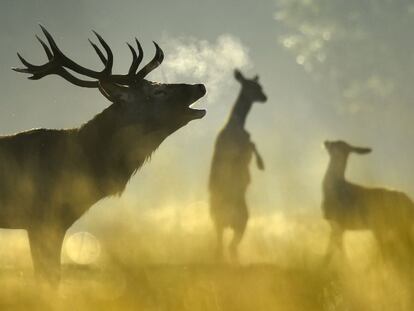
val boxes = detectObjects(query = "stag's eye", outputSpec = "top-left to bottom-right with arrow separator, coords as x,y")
153,90 -> 167,97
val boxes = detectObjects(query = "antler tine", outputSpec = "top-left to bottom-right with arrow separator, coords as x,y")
15,52 -> 99,87
38,24 -> 60,55
127,38 -> 144,76
27,69 -> 99,88
135,41 -> 164,80
12,34 -> 55,74
13,27 -> 101,88
135,38 -> 144,69
12,52 -> 56,76
88,39 -> 107,65
14,51 -> 98,87
39,25 -> 111,79
35,35 -> 53,60
92,30 -> 113,74
12,53 -> 37,73
127,43 -> 138,75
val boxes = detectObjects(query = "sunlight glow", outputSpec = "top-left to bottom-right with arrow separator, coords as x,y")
65,232 -> 101,265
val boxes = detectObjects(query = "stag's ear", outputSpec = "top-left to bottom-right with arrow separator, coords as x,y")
99,81 -> 128,103
253,75 -> 259,82
351,146 -> 372,154
234,69 -> 245,82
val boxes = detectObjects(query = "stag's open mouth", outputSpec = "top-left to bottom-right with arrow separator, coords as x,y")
187,106 -> 207,119
186,84 -> 207,119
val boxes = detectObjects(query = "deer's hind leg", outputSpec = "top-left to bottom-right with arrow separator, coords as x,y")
210,198 -> 225,262
324,221 -> 344,264
214,222 -> 224,261
28,226 -> 65,287
229,201 -> 248,263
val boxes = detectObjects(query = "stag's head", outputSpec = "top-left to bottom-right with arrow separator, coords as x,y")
234,69 -> 267,103
13,26 -> 206,138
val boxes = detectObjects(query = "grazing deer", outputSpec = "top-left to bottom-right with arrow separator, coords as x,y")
209,69 -> 266,261
4,26 -> 206,284
322,140 -> 414,260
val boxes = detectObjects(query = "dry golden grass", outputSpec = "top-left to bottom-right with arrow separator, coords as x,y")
0,258 -> 412,311
0,206 -> 413,310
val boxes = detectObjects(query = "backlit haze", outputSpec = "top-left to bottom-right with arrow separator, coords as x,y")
0,0 -> 413,269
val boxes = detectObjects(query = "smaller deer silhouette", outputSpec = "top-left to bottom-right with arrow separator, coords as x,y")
322,140 -> 414,260
209,69 -> 266,262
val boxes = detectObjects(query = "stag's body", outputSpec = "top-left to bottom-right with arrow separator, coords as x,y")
209,70 -> 266,261
0,112 -> 159,229
322,140 -> 414,259
5,26 -> 206,284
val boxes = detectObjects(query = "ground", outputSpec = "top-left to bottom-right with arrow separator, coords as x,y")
0,259 -> 413,311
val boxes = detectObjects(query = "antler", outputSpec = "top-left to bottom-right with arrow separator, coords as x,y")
110,40 -> 164,83
136,42 -> 164,80
12,25 -> 164,87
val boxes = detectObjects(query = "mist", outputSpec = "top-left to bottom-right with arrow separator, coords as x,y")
1,0 -> 414,310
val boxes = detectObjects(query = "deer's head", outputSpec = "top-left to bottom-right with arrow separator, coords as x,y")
13,26 -> 206,138
234,69 -> 267,103
324,140 -> 372,160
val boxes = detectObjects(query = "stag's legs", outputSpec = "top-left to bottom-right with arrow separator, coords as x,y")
28,227 -> 65,286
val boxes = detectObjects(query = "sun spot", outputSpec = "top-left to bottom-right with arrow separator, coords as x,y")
65,231 -> 101,265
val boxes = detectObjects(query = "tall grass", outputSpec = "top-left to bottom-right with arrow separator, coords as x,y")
0,205 -> 412,310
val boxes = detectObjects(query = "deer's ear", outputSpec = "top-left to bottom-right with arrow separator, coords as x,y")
352,146 -> 372,154
253,75 -> 259,82
234,69 -> 245,82
98,81 -> 128,103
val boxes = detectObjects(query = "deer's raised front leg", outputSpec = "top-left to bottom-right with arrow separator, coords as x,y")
251,143 -> 265,171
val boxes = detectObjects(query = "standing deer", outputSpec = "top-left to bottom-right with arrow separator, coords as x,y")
322,140 -> 414,260
3,26 -> 206,284
209,69 -> 266,261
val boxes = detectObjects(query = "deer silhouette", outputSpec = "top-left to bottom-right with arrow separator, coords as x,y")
209,69 -> 266,262
3,26 -> 206,284
322,140 -> 414,260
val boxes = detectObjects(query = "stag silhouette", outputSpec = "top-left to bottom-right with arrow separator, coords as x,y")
322,140 -> 414,261
209,69 -> 266,262
2,26 -> 206,284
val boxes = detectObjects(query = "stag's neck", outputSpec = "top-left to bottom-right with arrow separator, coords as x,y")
77,105 -> 163,196
78,105 -> 116,153
226,89 -> 253,129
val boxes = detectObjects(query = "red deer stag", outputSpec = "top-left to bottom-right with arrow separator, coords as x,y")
4,26 -> 206,284
323,140 -> 414,261
209,69 -> 266,262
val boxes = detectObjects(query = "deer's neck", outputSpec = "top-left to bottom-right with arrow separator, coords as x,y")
324,156 -> 348,185
78,105 -> 164,196
226,89 -> 253,129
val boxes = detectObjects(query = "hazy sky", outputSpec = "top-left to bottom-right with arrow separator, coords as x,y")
1,0 -> 413,238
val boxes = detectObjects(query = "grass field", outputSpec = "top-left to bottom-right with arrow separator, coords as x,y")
0,256 -> 412,311
0,208 -> 413,311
